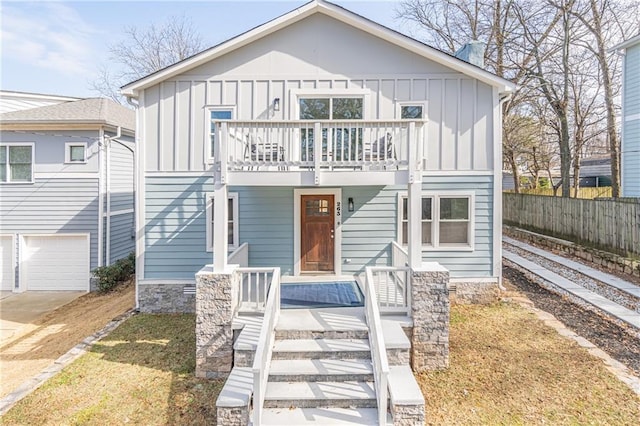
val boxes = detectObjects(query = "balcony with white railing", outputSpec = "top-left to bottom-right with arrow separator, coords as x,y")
214,120 -> 425,186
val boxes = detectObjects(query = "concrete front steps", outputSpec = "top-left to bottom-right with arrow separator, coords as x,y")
261,307 -> 381,425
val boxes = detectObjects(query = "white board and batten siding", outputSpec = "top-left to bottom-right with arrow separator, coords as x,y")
622,42 -> 640,197
140,13 -> 496,174
21,234 -> 90,291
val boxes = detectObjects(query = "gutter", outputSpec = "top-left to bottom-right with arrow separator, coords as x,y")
496,92 -> 513,292
126,95 -> 141,311
103,126 -> 122,266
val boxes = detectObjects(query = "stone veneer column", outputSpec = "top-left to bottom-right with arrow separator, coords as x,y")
411,262 -> 450,371
195,265 -> 238,378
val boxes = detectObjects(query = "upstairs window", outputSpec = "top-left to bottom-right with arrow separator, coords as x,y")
299,97 -> 363,120
0,144 -> 33,183
65,142 -> 87,163
208,108 -> 234,160
399,102 -> 425,119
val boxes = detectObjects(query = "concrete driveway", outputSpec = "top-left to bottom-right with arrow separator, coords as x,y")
0,291 -> 84,346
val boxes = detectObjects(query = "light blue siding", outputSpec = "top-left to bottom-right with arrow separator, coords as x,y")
144,176 -> 210,278
341,177 -> 493,278
235,187 -> 294,273
622,43 -> 640,197
144,176 -> 494,280
423,176 -> 493,277
341,186 -> 397,274
0,178 -> 100,270
109,212 -> 134,263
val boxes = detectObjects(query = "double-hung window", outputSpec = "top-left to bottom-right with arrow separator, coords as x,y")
398,193 -> 473,249
0,144 -> 34,183
206,193 -> 239,252
208,107 -> 234,161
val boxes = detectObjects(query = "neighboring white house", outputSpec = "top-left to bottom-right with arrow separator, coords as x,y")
0,97 -> 135,292
612,34 -> 640,197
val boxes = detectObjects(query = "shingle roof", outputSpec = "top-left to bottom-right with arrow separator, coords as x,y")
0,98 -> 135,131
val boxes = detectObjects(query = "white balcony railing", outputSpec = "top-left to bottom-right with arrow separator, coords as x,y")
217,120 -> 424,171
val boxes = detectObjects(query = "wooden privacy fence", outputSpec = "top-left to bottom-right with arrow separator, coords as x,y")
503,193 -> 640,258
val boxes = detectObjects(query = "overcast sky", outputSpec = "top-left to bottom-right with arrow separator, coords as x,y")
0,0 -> 407,98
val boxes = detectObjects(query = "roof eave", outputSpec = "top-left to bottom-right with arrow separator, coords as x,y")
609,33 -> 640,52
121,0 -> 515,96
0,120 -> 134,133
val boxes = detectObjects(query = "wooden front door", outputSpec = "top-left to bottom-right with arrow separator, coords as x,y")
301,195 -> 335,273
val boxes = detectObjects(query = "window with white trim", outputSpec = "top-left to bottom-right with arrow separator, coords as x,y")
397,102 -> 426,120
400,196 -> 433,246
206,192 -> 239,252
65,142 -> 87,163
207,107 -> 234,161
398,194 -> 473,249
0,144 -> 34,183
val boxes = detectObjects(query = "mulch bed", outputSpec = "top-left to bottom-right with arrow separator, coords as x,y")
503,265 -> 640,377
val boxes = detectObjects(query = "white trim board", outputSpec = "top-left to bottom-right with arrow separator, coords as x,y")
0,234 -> 16,292
293,188 -> 342,276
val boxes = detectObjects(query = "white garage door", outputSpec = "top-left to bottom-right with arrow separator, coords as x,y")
23,235 -> 90,291
1,235 -> 15,291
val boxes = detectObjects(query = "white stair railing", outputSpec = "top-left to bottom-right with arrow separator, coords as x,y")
365,267 -> 390,426
235,267 -> 273,312
369,266 -> 411,315
251,267 -> 281,426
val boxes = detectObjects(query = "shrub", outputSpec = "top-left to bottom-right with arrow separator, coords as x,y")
92,251 -> 135,292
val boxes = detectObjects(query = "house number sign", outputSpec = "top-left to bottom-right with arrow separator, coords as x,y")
336,201 -> 341,225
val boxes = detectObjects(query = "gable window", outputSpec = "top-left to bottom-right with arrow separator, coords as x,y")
0,144 -> 34,183
208,107 -> 234,161
65,142 -> 87,163
398,102 -> 425,120
398,193 -> 473,250
206,192 -> 239,252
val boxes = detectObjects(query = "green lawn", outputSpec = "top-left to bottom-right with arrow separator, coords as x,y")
3,304 -> 639,425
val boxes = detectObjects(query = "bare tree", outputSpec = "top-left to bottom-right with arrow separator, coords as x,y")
570,0 -> 639,197
91,15 -> 204,102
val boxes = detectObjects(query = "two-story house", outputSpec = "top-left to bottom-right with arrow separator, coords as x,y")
0,96 -> 135,292
122,1 -> 515,423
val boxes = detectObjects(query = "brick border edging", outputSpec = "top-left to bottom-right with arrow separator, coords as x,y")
0,309 -> 137,416
501,295 -> 640,397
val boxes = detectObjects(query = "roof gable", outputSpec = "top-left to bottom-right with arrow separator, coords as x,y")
121,0 -> 514,96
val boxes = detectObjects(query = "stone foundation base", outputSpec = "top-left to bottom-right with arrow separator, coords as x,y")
452,281 -> 500,304
216,407 -> 249,426
392,403 -> 426,425
137,282 -> 196,313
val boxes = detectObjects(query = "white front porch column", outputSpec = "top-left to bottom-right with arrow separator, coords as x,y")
407,121 -> 422,268
213,182 -> 229,272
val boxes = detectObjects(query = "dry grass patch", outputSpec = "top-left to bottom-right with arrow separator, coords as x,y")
0,280 -> 135,399
2,314 -> 223,425
418,303 -> 640,425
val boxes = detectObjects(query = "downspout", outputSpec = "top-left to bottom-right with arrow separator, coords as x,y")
126,95 -> 140,310
497,91 -> 513,292
103,126 -> 122,266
